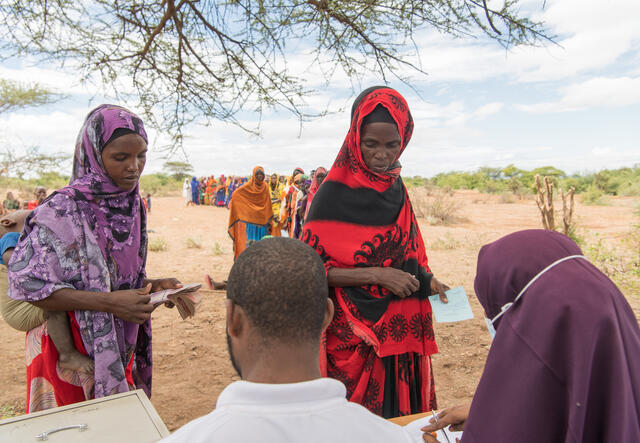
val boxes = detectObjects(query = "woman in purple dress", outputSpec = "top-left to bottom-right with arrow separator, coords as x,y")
8,104 -> 183,411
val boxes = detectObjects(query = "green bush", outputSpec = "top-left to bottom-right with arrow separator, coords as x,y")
139,173 -> 183,196
581,185 -> 608,206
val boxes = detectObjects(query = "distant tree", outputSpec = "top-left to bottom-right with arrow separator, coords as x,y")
0,79 -> 59,114
0,0 -> 553,149
163,161 -> 194,180
0,147 -> 70,179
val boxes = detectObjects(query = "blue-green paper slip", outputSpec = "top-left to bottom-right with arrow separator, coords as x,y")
428,286 -> 474,323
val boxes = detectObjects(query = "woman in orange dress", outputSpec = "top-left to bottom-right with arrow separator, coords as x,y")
227,167 -> 273,259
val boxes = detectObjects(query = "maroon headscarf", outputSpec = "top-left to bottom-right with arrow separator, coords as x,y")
464,229 -> 640,442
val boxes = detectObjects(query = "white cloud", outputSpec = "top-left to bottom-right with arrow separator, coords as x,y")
517,76 -> 640,112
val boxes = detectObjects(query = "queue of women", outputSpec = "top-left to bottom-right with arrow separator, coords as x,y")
2,87 -> 639,442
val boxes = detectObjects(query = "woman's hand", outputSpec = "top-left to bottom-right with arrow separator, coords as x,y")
421,403 -> 471,435
108,284 -> 154,324
146,278 -> 182,293
374,267 -> 420,298
431,277 -> 450,303
147,278 -> 182,309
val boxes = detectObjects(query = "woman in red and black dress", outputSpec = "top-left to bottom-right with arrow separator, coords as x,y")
302,86 -> 450,418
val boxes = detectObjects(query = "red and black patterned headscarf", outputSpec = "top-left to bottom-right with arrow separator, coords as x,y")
303,86 -> 438,359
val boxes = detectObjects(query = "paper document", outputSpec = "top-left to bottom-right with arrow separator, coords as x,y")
404,415 -> 464,443
149,283 -> 202,320
428,286 -> 474,323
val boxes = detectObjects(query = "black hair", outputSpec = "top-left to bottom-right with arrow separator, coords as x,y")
227,237 -> 329,343
361,103 -> 396,128
104,127 -> 137,150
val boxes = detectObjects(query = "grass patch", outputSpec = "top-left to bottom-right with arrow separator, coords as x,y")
586,233 -> 639,293
0,404 -> 19,420
186,237 -> 202,249
148,237 -> 168,252
212,242 -> 224,255
429,233 -> 461,250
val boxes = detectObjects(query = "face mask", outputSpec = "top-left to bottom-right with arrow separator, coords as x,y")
485,254 -> 586,340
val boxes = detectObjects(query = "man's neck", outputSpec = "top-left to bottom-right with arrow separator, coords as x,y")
241,342 -> 322,384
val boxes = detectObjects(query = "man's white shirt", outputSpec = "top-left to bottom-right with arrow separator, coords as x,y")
161,378 -> 413,442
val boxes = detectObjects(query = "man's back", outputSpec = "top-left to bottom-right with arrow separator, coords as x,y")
162,378 -> 412,443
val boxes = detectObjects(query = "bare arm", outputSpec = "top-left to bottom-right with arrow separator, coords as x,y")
327,267 -> 379,287
327,267 -> 419,298
30,286 -> 154,324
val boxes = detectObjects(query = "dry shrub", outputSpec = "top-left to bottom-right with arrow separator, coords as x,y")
186,237 -> 202,249
409,187 -> 464,225
429,233 -> 460,250
498,192 -> 516,204
149,237 -> 168,252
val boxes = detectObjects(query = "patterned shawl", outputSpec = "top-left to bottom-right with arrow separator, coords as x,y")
303,87 -> 437,358
9,104 -> 151,398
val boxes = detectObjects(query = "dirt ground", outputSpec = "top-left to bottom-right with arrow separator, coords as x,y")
1,191 -> 638,430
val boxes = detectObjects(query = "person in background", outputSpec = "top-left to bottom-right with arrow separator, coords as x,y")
227,166 -> 273,259
162,237 -> 413,443
146,193 -> 152,213
215,175 -> 227,207
27,186 -> 47,210
422,230 -> 640,443
293,175 -> 310,238
3,192 -> 20,213
8,104 -> 183,412
304,166 -> 327,220
183,178 -> 193,206
303,86 -> 450,418
204,176 -> 216,206
269,173 -> 284,237
281,167 -> 304,237
21,200 -> 28,210
190,176 -> 200,205
225,177 -> 237,208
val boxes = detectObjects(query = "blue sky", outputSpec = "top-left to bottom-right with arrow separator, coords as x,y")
0,0 -> 638,178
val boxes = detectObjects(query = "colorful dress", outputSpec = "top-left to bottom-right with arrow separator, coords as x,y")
215,176 -> 227,207
8,105 -> 151,412
269,180 -> 284,237
227,167 -> 273,259
204,177 -> 217,206
302,87 -> 437,418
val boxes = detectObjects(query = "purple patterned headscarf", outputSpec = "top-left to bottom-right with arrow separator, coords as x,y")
9,104 -> 152,399
463,230 -> 640,442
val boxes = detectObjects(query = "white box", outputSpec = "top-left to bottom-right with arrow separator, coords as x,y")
0,390 -> 169,442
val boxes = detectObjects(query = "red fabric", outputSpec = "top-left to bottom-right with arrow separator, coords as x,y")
304,167 -> 327,219
27,200 -> 38,210
25,313 -> 135,412
302,87 -> 437,417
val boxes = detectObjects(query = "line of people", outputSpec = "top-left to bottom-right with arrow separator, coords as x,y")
183,175 -> 245,208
